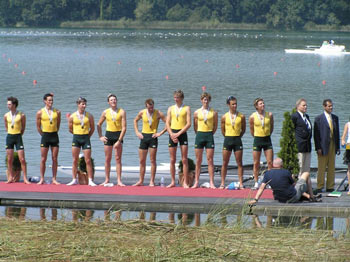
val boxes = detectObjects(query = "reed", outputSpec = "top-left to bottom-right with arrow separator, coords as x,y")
0,216 -> 349,261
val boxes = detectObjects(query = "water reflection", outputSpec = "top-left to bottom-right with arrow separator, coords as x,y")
1,206 -> 349,233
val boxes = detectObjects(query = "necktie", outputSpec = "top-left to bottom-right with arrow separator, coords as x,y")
327,115 -> 333,135
304,115 -> 310,130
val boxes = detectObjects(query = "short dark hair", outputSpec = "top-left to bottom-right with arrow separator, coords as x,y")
226,96 -> 236,105
254,98 -> 264,108
145,98 -> 154,106
76,97 -> 87,104
107,94 -> 117,102
43,93 -> 54,101
323,99 -> 332,106
173,90 -> 184,99
7,96 -> 18,107
200,92 -> 211,102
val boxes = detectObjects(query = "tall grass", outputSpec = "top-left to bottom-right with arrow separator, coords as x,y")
0,215 -> 349,261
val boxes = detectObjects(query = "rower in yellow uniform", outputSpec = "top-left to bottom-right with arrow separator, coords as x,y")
192,92 -> 218,189
4,97 -> 30,184
67,97 -> 96,186
133,98 -> 167,186
97,94 -> 126,186
36,93 -> 61,185
249,98 -> 274,189
166,90 -> 191,188
220,96 -> 246,189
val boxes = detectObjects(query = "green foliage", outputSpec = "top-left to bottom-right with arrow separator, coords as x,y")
278,110 -> 300,175
5,152 -> 21,171
166,3 -> 190,21
178,158 -> 195,173
134,0 -> 154,21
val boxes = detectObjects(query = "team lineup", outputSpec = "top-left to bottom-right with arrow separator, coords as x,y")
4,91 -> 348,193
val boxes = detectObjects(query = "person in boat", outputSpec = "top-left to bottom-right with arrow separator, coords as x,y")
133,98 -> 167,186
97,94 -> 126,186
67,97 -> 96,186
249,158 -> 318,204
4,96 -> 30,184
36,93 -> 61,185
341,116 -> 350,195
291,98 -> 312,177
166,90 -> 191,188
220,96 -> 246,189
249,98 -> 274,189
192,92 -> 218,189
314,99 -> 340,193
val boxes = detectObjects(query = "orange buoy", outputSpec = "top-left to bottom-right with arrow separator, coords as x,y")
322,80 -> 326,85
117,61 -> 121,65
138,67 -> 142,72
33,80 -> 37,85
165,75 -> 169,80
14,64 -> 18,68
236,64 -> 240,69
22,71 -> 26,75
205,59 -> 208,63
202,86 -> 206,92
274,72 -> 277,76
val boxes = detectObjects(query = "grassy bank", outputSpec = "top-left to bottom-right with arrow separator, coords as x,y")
0,217 -> 349,261
60,19 -> 350,32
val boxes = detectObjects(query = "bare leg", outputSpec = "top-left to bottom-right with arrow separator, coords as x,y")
167,147 -> 177,188
180,145 -> 189,188
102,145 -> 112,185
51,146 -> 60,184
149,148 -> 157,186
192,148 -> 203,188
133,149 -> 148,186
234,150 -> 244,188
6,149 -> 14,183
264,149 -> 274,170
18,150 -> 30,184
220,150 -> 232,189
67,147 -> 80,185
115,143 -> 125,186
38,147 -> 49,184
300,172 -> 314,199
252,151 -> 262,182
206,148 -> 215,189
83,149 -> 96,186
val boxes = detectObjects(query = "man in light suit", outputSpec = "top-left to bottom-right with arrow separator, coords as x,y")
314,99 -> 340,193
291,99 -> 312,176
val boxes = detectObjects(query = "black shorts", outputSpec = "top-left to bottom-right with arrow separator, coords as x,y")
195,131 -> 214,149
41,132 -> 59,148
223,136 -> 243,152
168,129 -> 188,147
253,136 -> 273,152
139,133 -> 158,149
72,134 -> 91,150
104,131 -> 123,146
6,134 -> 24,150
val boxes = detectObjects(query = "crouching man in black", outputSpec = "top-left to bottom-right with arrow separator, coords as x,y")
249,158 -> 319,204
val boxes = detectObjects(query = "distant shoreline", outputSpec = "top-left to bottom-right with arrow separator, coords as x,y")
57,20 -> 350,32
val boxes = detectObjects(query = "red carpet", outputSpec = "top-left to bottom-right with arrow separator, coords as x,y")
0,183 -> 273,199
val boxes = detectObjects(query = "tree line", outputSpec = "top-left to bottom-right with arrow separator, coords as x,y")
1,0 -> 349,30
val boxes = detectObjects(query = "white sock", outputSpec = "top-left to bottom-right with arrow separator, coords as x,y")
88,179 -> 97,186
67,179 -> 78,186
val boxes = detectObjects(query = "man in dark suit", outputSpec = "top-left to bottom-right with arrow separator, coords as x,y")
314,99 -> 340,192
291,98 -> 312,176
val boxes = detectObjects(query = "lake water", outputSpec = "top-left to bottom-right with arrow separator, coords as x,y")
1,28 -> 350,177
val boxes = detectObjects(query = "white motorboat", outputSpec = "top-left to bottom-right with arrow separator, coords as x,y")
285,40 -> 350,55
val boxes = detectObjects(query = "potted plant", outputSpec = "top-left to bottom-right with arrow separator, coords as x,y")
77,155 -> 95,185
5,152 -> 21,182
178,158 -> 196,186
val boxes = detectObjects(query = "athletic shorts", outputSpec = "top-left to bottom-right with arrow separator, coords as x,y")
168,129 -> 188,147
72,134 -> 91,150
253,136 -> 273,152
6,134 -> 24,150
41,132 -> 59,148
139,133 -> 158,149
195,131 -> 214,149
104,131 -> 123,146
287,178 -> 307,203
223,136 -> 243,152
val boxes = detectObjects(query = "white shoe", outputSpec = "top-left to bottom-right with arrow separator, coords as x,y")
104,183 -> 114,187
67,179 -> 78,186
253,182 -> 259,190
88,180 -> 97,187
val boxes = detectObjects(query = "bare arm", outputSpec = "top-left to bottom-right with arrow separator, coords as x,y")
166,106 -> 173,136
221,115 -> 226,136
153,110 -> 167,138
68,115 -> 73,134
4,114 -> 8,133
269,112 -> 274,135
134,110 -> 143,139
119,109 -> 127,141
249,114 -> 254,137
97,111 -> 107,142
341,123 -> 348,146
240,114 -> 246,137
56,110 -> 61,132
21,113 -> 26,135
248,183 -> 266,205
36,110 -> 42,135
193,110 -> 198,134
212,110 -> 218,134
88,114 -> 95,137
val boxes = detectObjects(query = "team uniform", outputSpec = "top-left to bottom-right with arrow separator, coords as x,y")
140,109 -> 159,149
103,108 -> 123,146
169,105 -> 189,147
253,111 -> 273,151
5,111 -> 24,150
40,108 -> 59,148
195,108 -> 215,149
71,111 -> 91,150
223,112 -> 243,152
